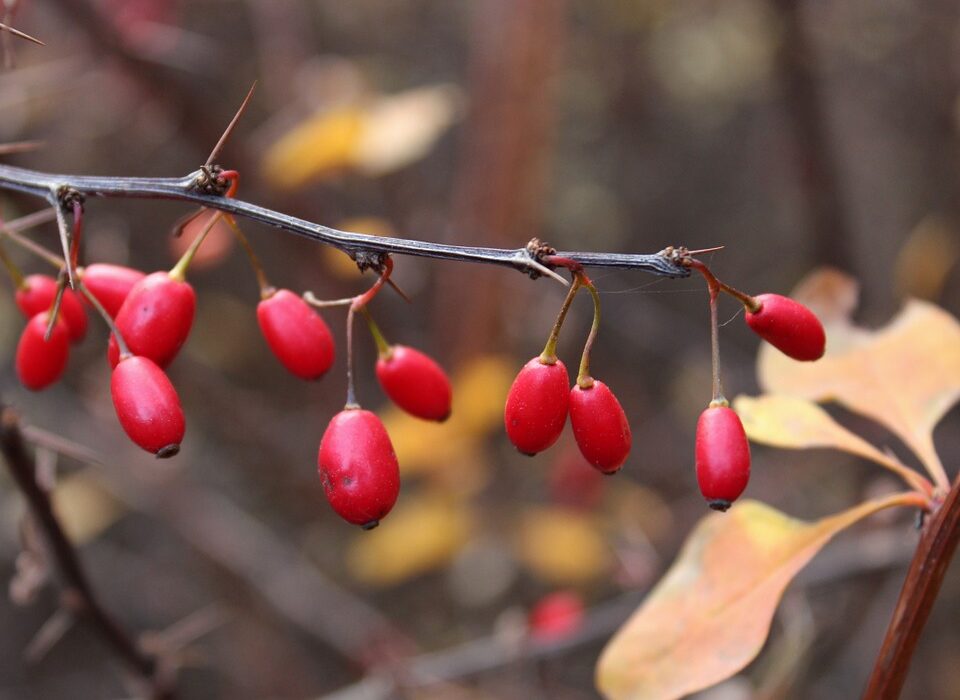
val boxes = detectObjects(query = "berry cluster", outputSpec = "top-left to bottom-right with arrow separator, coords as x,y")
505,266 -> 632,474
503,250 -> 826,513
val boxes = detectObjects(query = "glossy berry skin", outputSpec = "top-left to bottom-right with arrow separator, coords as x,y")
528,591 -> 585,642
376,345 -> 452,421
695,406 -> 751,511
80,264 -> 146,318
318,409 -> 400,528
569,380 -> 631,473
504,358 -> 570,456
15,274 -> 88,343
257,289 -> 335,380
111,356 -> 185,457
16,313 -> 70,391
745,294 -> 825,361
107,271 -> 195,368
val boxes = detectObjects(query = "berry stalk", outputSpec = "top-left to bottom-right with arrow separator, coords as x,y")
575,272 -> 601,388
169,210 -> 223,282
76,281 -> 132,358
360,307 -> 392,359
222,213 -> 272,298
0,240 -> 25,287
541,274 -> 581,364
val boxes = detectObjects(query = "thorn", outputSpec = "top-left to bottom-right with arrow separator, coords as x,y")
685,245 -> 725,256
386,278 -> 411,303
0,22 -> 44,46
205,81 -> 257,167
527,258 -> 570,286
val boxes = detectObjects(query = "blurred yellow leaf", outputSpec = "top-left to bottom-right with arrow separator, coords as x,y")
758,270 -> 960,482
895,216 -> 960,301
52,471 -> 124,544
262,85 -> 461,189
383,355 -> 513,480
733,394 -> 902,467
347,492 -> 473,586
515,506 -> 611,586
597,497 -> 909,700
262,107 -> 364,189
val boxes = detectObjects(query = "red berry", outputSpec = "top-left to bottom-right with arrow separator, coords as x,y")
256,289 -> 335,380
15,274 -> 88,343
318,409 -> 400,528
569,380 -> 631,473
376,345 -> 452,421
80,263 -> 146,318
504,358 -> 570,456
528,591 -> 584,642
744,293 -> 825,361
108,271 -> 195,368
15,313 -> 70,390
111,355 -> 185,457
695,406 -> 750,511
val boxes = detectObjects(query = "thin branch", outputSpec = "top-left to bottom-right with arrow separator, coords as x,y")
864,472 -> 960,697
0,21 -> 44,46
0,164 -> 690,280
0,403 -> 172,697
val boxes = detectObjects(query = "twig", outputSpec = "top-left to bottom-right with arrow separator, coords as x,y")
864,473 -> 960,697
0,403 -> 172,698
0,164 -> 690,280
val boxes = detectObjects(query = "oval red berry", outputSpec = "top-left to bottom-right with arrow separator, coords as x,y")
745,293 -> 825,361
317,409 -> 400,528
376,345 -> 452,421
80,263 -> 146,318
15,274 -> 88,343
695,406 -> 750,511
504,358 -> 570,456
111,356 -> 185,457
569,380 -> 631,473
16,313 -> 70,390
108,271 -> 195,368
257,289 -> 335,380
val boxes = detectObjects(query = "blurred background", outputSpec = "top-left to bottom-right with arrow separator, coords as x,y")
1,0 -> 959,698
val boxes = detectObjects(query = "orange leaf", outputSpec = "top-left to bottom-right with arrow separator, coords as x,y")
596,496 -> 911,700
758,270 -> 960,484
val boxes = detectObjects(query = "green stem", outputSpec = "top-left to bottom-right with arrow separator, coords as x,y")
576,274 -> 601,388
169,211 -> 222,282
540,274 -> 581,364
360,307 -> 392,358
345,305 -> 359,410
43,273 -> 68,343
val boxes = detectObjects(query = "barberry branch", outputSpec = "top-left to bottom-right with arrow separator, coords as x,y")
0,403 -> 173,698
0,164 -> 690,280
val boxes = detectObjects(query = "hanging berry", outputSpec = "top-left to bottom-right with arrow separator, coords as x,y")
257,288 -> 335,380
505,358 -> 570,456
695,404 -> 751,511
16,312 -> 70,390
744,293 -> 826,361
317,408 -> 400,529
80,263 -> 146,318
111,355 -> 185,457
376,345 -> 452,422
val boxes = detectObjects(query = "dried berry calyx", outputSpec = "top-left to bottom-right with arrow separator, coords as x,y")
695,403 -> 751,511
317,408 -> 400,529
744,293 -> 826,362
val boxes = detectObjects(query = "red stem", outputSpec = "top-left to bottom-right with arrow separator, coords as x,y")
864,473 -> 960,697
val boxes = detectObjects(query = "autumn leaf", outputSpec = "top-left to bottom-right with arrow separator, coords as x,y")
596,496 -> 914,700
758,270 -> 960,484
262,85 -> 462,189
52,470 -> 125,544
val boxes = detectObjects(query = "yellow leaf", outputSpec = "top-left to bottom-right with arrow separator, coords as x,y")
758,270 -> 960,482
346,492 -> 473,586
733,394 -> 901,467
596,496 -> 910,700
515,507 -> 611,586
52,471 -> 124,544
262,107 -> 364,189
354,84 -> 462,176
895,216 -> 960,301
